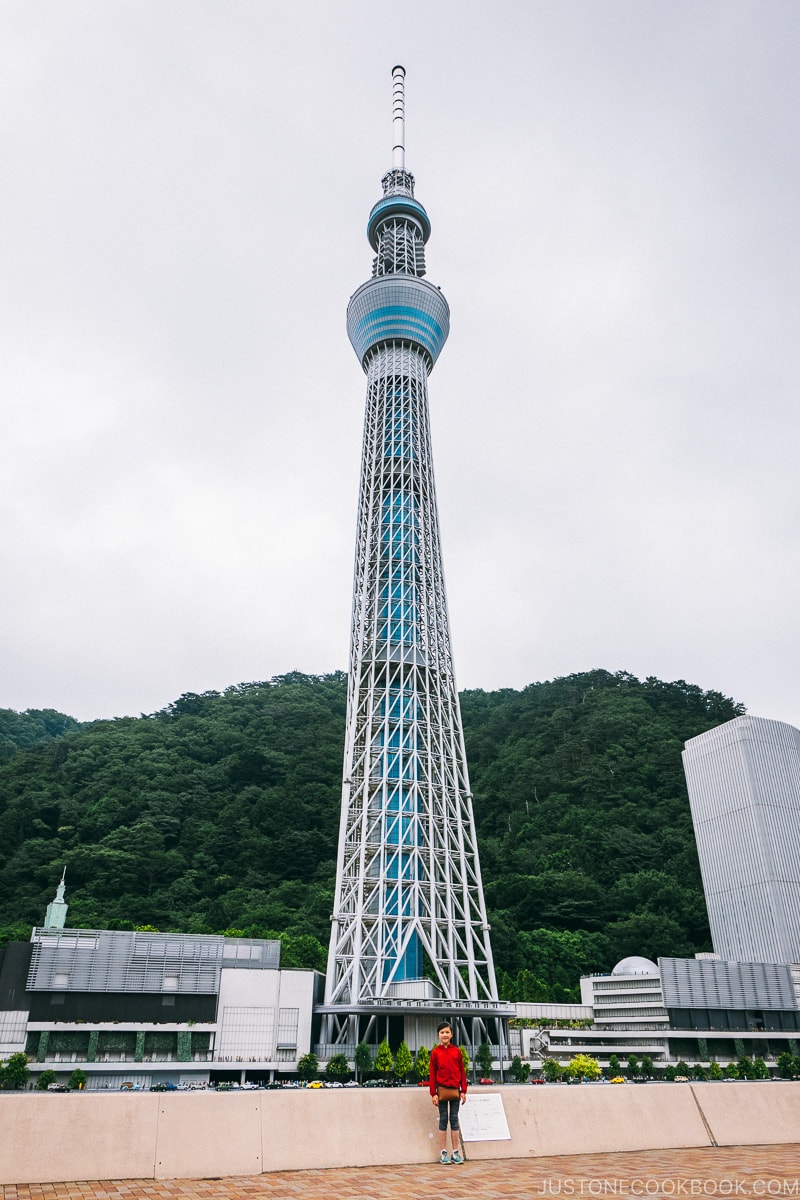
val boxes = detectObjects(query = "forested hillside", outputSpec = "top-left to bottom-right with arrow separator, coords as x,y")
0,670 -> 743,999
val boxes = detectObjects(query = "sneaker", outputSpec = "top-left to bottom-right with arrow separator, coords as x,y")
451,1151 -> 464,1165
440,1151 -> 451,1165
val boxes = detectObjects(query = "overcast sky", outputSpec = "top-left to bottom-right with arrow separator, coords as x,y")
2,0 -> 799,729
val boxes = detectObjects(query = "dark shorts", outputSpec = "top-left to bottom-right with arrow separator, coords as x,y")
438,1096 -> 460,1131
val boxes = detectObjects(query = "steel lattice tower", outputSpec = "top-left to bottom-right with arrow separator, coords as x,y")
321,68 -> 507,1054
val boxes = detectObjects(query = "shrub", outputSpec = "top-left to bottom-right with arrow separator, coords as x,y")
325,1053 -> 350,1082
566,1054 -> 601,1081
297,1052 -> 319,1081
0,1053 -> 30,1090
510,1055 -> 530,1083
542,1058 -> 562,1082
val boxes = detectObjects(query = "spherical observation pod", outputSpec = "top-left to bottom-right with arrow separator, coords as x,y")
347,276 -> 450,370
611,955 -> 659,976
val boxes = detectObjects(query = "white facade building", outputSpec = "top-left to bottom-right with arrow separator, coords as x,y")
0,926 -> 321,1090
683,715 -> 800,964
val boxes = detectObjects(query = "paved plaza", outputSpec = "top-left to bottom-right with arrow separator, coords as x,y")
4,1145 -> 799,1200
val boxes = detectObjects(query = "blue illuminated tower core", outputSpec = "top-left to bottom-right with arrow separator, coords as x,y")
321,69 -> 505,1053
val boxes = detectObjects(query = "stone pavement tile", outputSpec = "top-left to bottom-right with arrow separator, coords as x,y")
4,1147 -> 800,1200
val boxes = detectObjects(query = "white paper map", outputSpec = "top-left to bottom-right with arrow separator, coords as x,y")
458,1092 -> 511,1141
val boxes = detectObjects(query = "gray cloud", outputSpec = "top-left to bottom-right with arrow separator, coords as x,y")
2,0 -> 799,727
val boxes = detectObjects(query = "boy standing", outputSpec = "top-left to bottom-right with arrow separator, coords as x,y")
429,1021 -> 468,1164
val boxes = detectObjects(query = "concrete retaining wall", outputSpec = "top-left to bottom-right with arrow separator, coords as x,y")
2,1082 -> 799,1185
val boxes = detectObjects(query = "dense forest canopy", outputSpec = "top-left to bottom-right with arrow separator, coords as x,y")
0,670 -> 743,999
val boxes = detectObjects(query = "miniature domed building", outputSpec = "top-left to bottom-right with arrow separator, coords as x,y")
611,955 -> 658,976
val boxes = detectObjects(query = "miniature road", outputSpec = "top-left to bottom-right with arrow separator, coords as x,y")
4,1145 -> 799,1200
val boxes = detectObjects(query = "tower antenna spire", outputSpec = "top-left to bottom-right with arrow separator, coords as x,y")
391,64 -> 406,170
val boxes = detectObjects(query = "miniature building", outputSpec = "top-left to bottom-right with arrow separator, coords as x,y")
683,715 -> 800,964
0,920 -> 321,1089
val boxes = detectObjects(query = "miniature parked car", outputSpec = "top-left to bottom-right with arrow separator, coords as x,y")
307,1080 -> 324,1088
530,1077 -> 546,1084
609,1076 -> 626,1084
479,1077 -> 494,1085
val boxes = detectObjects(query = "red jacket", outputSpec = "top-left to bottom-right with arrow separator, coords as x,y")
429,1042 -> 468,1097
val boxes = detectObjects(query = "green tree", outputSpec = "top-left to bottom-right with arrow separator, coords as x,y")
608,1054 -> 621,1076
354,1042 -> 372,1084
776,1051 -> 795,1079
461,1045 -> 470,1075
675,1060 -> 690,1077
737,1056 -> 753,1080
0,670 -> 745,991
36,1069 -> 57,1090
325,1053 -> 350,1082
394,1041 -> 413,1082
627,1054 -> 639,1077
640,1055 -> 654,1078
476,1042 -> 494,1077
375,1039 -> 393,1075
709,1061 -> 723,1080
297,1052 -> 319,1081
542,1058 -> 562,1082
664,1065 -> 676,1081
68,1068 -> 87,1090
565,1053 -> 601,1081
510,1055 -> 530,1083
414,1044 -> 430,1083
752,1058 -> 769,1080
1,1053 -> 30,1090
724,1061 -> 739,1079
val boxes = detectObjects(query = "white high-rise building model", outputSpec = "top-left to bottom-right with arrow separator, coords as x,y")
683,715 -> 800,964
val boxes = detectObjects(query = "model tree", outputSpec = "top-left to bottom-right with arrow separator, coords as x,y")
394,1041 -> 413,1083
375,1039 -> 394,1075
0,1053 -> 30,1090
297,1052 -> 319,1080
477,1042 -> 494,1077
325,1053 -> 350,1082
354,1042 -> 372,1084
542,1058 -> 562,1082
510,1055 -> 530,1083
414,1044 -> 430,1082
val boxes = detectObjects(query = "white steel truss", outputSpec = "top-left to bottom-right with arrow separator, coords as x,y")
324,68 -> 499,1029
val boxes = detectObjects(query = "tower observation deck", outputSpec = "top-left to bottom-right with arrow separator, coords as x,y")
321,68 -> 510,1057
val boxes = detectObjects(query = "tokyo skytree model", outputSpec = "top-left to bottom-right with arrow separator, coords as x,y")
321,68 -> 508,1057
